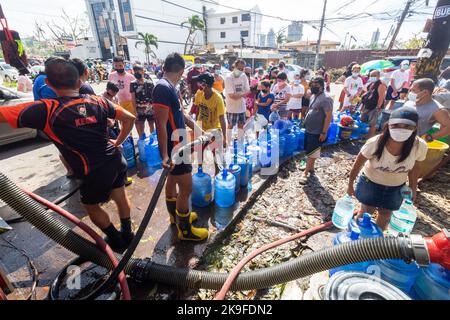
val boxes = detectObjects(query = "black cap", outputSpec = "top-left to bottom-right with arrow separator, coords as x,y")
389,106 -> 419,126
193,72 -> 215,87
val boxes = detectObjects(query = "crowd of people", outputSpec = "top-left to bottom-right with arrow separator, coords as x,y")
1,51 -> 450,252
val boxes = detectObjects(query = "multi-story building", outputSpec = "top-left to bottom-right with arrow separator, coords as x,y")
371,28 -> 380,46
266,29 -> 276,48
206,5 -> 262,50
287,21 -> 303,42
85,0 -> 137,60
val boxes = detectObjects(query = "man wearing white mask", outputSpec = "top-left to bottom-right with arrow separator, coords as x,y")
361,70 -> 387,138
386,60 -> 410,110
405,78 -> 450,142
347,106 -> 427,230
224,59 -> 250,143
287,73 -> 305,120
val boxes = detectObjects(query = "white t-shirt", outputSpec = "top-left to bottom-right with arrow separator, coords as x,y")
391,70 -> 409,91
224,73 -> 250,114
361,135 -> 428,186
343,76 -> 363,107
344,76 -> 364,96
271,83 -> 292,107
287,84 -> 305,110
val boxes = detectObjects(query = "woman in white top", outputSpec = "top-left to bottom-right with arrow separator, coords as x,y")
347,106 -> 428,230
287,73 -> 305,120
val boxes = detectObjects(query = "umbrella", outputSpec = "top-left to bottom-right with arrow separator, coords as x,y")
360,60 -> 395,75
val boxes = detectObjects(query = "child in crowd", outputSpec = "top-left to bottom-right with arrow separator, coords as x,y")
254,80 -> 275,122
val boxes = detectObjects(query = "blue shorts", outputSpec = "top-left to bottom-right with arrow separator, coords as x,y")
227,112 -> 246,127
355,174 -> 404,211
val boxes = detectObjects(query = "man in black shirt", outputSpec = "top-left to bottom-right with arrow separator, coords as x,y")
131,64 -> 155,138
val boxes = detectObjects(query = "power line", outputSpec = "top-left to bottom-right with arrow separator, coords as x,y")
161,0 -> 203,15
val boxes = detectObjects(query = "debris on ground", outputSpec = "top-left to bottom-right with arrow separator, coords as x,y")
190,141 -> 450,300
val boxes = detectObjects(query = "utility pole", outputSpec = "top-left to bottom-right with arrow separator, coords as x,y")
415,0 -> 450,82
202,5 -> 208,47
314,0 -> 327,71
386,0 -> 413,56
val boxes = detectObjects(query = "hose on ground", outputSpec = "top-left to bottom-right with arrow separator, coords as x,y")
0,172 -> 420,293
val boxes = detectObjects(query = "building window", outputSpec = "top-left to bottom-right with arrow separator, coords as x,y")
221,32 -> 226,39
232,16 -> 238,23
241,14 -> 251,22
220,17 -> 226,24
240,30 -> 249,37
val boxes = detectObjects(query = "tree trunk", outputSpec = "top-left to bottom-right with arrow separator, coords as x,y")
184,29 -> 193,55
414,0 -> 450,82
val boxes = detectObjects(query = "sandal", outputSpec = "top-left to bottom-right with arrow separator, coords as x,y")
299,159 -> 307,171
299,175 -> 309,185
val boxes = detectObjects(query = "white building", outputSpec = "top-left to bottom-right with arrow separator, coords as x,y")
287,22 -> 303,42
206,5 -> 262,50
85,0 -> 206,61
267,28 -> 276,48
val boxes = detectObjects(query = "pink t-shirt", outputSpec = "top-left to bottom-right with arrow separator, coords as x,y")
108,71 -> 135,103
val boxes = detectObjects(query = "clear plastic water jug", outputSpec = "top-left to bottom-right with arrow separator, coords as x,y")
137,133 -> 148,162
332,194 -> 355,229
269,111 -> 280,123
122,136 -> 136,169
388,199 -> 417,236
192,166 -> 213,208
214,169 -> 236,208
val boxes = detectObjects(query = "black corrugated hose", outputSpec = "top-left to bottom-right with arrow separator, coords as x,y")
0,171 -> 427,293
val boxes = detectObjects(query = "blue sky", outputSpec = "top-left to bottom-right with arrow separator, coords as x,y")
1,0 -> 437,46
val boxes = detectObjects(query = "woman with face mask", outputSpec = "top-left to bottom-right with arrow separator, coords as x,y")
271,72 -> 292,120
347,106 -> 428,230
287,74 -> 305,120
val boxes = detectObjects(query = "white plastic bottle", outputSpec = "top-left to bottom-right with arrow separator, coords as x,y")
332,194 -> 355,229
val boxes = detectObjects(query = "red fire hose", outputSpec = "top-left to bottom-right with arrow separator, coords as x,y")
214,220 -> 334,300
23,190 -> 131,300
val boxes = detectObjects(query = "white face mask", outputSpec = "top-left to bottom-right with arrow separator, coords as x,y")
408,92 -> 417,102
352,72 -> 359,78
233,69 -> 242,77
390,128 -> 414,142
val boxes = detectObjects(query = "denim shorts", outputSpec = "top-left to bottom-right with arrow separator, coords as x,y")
355,174 -> 404,211
227,112 -> 246,127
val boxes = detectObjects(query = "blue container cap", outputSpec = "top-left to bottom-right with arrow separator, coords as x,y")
349,213 -> 383,238
334,227 -> 361,246
423,263 -> 450,287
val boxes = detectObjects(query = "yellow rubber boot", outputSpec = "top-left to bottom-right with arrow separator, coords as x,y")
165,198 -> 197,224
175,210 -> 209,241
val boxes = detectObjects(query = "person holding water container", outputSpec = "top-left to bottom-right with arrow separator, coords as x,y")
346,106 -> 428,230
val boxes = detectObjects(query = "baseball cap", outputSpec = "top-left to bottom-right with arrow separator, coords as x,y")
193,72 -> 215,87
401,60 -> 410,66
388,106 -> 419,126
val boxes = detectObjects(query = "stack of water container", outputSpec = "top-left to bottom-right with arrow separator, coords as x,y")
330,191 -> 450,300
137,131 -> 162,169
122,135 -> 136,169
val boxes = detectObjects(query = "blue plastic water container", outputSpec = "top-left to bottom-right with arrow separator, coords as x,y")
122,136 -> 136,169
411,263 -> 450,300
349,213 -> 383,238
284,130 -> 296,157
145,135 -> 162,168
297,129 -> 305,151
329,228 -> 372,276
351,120 -> 361,139
375,259 -> 420,294
192,166 -> 213,207
327,122 -> 338,145
214,169 -> 236,208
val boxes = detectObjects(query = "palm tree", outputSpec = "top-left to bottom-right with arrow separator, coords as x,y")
276,30 -> 287,49
181,15 -> 205,55
135,32 -> 158,65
